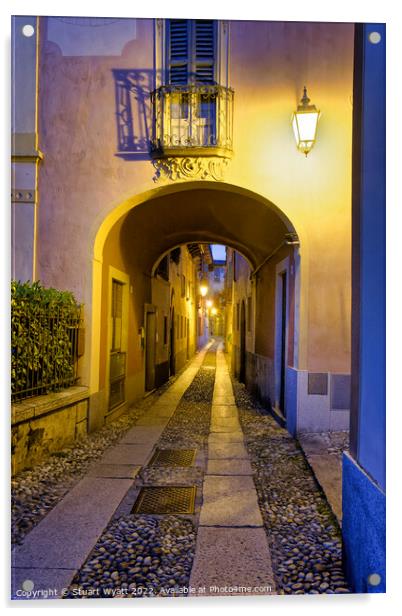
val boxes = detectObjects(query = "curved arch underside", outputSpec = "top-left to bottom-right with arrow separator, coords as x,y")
108,187 -> 295,272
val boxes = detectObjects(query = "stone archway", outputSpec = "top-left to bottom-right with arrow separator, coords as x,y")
89,181 -> 301,429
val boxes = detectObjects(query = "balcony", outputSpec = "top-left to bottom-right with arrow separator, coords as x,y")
150,84 -> 234,159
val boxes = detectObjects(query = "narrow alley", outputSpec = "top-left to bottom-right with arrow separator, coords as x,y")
11,15 -> 386,597
12,339 -> 349,599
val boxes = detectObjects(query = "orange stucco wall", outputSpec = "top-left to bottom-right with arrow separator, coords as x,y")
35,17 -> 353,393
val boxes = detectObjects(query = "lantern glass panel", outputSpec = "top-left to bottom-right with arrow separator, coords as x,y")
296,111 -> 319,143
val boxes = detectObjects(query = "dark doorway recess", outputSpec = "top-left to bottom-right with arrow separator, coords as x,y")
169,306 -> 175,376
279,270 -> 287,415
145,310 -> 156,391
239,300 -> 246,383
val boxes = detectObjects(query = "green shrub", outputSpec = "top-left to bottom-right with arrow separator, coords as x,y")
11,281 -> 82,400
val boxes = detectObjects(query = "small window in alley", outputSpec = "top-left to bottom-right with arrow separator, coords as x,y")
163,316 -> 168,345
236,302 -> 240,330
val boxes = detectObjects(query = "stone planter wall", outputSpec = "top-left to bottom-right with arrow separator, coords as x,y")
11,386 -> 89,475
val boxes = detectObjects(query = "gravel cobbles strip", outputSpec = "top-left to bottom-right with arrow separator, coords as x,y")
157,346 -> 216,450
65,516 -> 196,599
232,380 -> 350,595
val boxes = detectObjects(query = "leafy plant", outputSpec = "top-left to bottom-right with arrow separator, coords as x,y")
11,280 -> 82,400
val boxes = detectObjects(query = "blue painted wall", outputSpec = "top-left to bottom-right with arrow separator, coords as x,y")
356,23 -> 386,490
342,453 -> 385,593
285,366 -> 297,436
343,22 -> 386,594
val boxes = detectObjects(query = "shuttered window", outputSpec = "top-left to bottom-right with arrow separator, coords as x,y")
167,19 -> 216,85
195,20 -> 215,84
169,20 -> 189,85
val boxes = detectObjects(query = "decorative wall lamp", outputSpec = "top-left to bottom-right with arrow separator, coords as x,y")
292,87 -> 320,156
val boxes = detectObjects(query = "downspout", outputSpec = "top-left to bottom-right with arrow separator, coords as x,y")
250,233 -> 300,279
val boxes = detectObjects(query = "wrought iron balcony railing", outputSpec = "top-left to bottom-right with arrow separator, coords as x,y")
150,84 -> 234,158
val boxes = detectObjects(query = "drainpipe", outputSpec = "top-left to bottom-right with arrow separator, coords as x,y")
250,233 -> 300,279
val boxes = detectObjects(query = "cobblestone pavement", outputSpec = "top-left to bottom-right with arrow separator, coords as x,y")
232,380 -> 350,594
12,343 -> 351,598
156,353 -> 216,450
65,343 -> 218,598
11,375 -> 179,546
65,515 -> 197,599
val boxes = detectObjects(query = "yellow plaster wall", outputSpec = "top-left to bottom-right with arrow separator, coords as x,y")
36,18 -> 353,390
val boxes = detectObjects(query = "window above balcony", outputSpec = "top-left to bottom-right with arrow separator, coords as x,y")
168,19 -> 216,86
152,19 -> 234,160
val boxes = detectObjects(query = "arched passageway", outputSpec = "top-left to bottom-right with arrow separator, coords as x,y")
90,183 -> 300,431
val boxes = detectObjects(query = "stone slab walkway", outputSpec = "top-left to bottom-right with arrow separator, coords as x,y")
190,343 -> 276,596
12,341 -> 278,600
11,477 -> 133,598
11,343 -> 213,600
298,432 -> 349,525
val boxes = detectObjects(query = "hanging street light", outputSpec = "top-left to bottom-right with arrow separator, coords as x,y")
200,283 -> 208,297
292,86 -> 320,156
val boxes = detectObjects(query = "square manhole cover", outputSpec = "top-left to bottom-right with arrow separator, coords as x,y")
148,448 -> 196,467
131,486 -> 196,514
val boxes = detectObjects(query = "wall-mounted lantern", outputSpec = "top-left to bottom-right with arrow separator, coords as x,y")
292,87 -> 320,156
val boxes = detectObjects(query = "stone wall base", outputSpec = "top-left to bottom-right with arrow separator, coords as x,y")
231,347 -> 350,436
11,387 -> 89,475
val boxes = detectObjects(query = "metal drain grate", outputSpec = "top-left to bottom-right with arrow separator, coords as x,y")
131,486 -> 196,514
148,448 -> 196,467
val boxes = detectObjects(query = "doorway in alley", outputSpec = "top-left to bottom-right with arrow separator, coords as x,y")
275,259 -> 290,417
239,300 -> 246,383
145,308 -> 156,391
169,305 -> 175,376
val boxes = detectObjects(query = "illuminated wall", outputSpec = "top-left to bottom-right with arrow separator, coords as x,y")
17,16 -> 354,428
